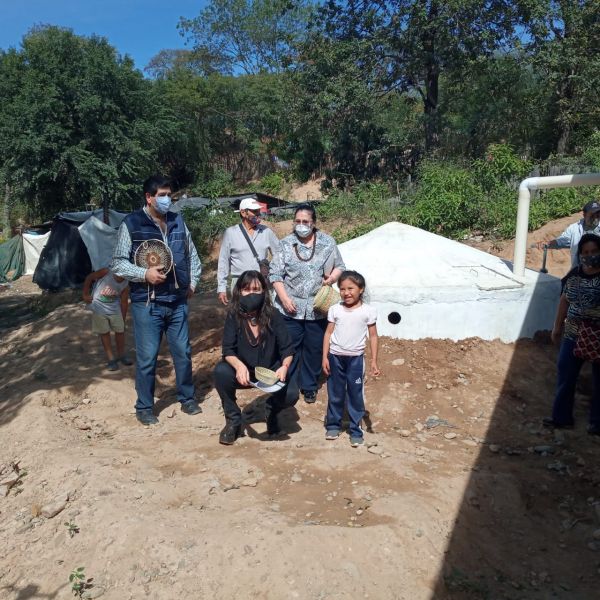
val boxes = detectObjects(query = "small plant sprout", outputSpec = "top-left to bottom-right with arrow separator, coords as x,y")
69,567 -> 93,597
64,521 -> 80,538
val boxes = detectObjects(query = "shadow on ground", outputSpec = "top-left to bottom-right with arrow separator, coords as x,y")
0,295 -> 227,430
432,275 -> 600,598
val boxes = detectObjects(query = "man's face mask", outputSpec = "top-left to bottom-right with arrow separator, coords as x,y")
247,212 -> 261,226
154,195 -> 172,215
239,292 -> 265,314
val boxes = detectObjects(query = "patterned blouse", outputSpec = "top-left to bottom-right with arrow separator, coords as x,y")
269,230 -> 345,320
563,267 -> 600,340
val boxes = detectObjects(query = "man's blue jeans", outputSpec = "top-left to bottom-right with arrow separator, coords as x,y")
552,337 -> 600,426
130,300 -> 195,412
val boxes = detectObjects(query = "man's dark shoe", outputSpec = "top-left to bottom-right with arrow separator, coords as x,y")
181,400 -> 202,415
107,359 -> 119,371
136,410 -> 158,426
542,417 -> 574,429
303,390 -> 317,404
588,423 -> 600,436
219,422 -> 243,445
119,355 -> 134,366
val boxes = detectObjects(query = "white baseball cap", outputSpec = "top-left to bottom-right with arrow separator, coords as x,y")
236,197 -> 262,211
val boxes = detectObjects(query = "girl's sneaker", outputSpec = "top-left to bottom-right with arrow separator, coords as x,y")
350,437 -> 364,447
325,429 -> 340,440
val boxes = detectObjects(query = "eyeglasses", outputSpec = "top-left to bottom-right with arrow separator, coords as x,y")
294,219 -> 313,225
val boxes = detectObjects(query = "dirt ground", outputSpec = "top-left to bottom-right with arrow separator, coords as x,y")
1,214 -> 600,600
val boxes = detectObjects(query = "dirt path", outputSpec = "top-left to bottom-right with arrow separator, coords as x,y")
1,214 -> 600,599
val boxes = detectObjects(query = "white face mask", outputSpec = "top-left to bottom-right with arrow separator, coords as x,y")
295,224 -> 312,238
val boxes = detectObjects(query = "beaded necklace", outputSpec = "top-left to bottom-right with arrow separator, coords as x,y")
293,231 -> 317,262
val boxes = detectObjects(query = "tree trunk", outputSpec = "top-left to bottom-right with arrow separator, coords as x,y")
555,71 -> 574,156
424,63 -> 439,153
422,2 -> 440,154
2,183 -> 10,239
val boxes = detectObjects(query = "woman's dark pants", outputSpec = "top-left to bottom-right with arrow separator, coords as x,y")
214,361 -> 288,426
552,337 -> 600,426
283,316 -> 328,405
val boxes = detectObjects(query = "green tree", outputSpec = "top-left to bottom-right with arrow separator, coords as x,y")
157,65 -> 289,185
518,0 -> 600,155
440,53 -> 551,158
179,0 -> 315,75
0,26 -> 182,222
317,0 -> 517,152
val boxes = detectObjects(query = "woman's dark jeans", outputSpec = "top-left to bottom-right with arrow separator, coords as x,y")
283,316 -> 328,405
552,337 -> 600,426
214,361 -> 288,426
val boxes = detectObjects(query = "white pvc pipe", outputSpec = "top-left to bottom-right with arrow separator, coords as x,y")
513,173 -> 600,277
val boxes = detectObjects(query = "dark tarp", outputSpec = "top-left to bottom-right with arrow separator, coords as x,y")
0,235 -> 25,283
32,209 -> 127,291
33,216 -> 92,291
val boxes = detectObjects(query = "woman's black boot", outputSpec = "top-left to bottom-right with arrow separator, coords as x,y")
219,421 -> 243,445
266,410 -> 281,436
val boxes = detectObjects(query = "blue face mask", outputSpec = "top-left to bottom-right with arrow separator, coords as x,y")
154,195 -> 171,215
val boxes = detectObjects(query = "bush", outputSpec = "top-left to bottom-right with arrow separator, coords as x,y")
193,169 -> 236,199
259,172 -> 286,196
320,182 -> 396,242
473,143 -> 533,191
182,202 -> 238,258
405,161 -> 485,238
582,131 -> 600,170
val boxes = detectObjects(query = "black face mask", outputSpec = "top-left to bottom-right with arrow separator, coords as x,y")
580,254 -> 600,268
239,293 -> 265,315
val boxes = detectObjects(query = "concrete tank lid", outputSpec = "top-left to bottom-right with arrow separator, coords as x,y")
337,222 -> 555,291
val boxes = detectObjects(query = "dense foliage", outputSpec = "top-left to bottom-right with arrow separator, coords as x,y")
1,1 -> 599,244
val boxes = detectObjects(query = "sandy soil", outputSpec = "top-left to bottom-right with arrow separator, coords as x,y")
1,214 -> 600,600
288,178 -> 325,202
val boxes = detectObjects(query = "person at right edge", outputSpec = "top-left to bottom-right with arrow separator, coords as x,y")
270,203 -> 345,405
536,201 -> 600,268
545,233 -> 600,435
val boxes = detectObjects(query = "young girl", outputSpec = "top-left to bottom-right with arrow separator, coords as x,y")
322,270 -> 380,446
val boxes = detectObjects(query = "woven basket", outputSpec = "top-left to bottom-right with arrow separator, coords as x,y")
255,366 -> 279,385
313,285 -> 340,314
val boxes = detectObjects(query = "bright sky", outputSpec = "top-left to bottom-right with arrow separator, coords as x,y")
0,0 -> 206,73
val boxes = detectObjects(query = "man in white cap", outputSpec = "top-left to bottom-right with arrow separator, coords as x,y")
536,200 -> 600,268
217,197 -> 281,304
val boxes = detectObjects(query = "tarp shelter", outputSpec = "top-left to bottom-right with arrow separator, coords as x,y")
33,209 -> 127,291
0,235 -> 25,283
23,231 -> 50,275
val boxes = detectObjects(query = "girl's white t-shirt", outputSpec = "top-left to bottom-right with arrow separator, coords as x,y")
327,302 -> 378,356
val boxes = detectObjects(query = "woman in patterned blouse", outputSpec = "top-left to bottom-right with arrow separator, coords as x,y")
269,204 -> 345,405
545,233 -> 600,435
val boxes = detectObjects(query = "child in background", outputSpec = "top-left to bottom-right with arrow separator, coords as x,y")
322,270 -> 380,447
82,267 -> 131,371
